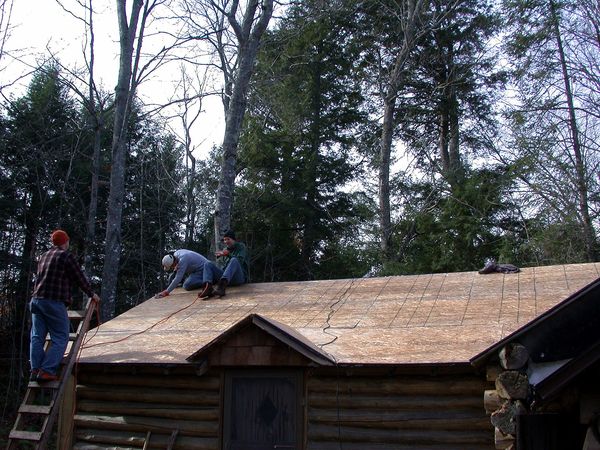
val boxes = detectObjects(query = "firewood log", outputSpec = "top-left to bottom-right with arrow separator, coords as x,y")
495,371 -> 528,400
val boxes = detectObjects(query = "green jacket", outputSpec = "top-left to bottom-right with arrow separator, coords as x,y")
221,241 -> 249,282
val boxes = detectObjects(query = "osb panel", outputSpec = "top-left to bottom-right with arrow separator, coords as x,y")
80,263 -> 600,365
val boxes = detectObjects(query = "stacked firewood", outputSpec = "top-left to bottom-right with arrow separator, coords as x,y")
484,343 -> 530,449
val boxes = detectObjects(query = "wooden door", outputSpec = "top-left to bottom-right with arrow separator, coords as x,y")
223,370 -> 303,450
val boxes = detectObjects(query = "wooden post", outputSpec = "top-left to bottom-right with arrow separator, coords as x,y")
142,431 -> 151,450
58,374 -> 76,450
167,429 -> 180,450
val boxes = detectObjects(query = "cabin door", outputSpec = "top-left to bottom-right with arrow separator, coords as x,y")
223,370 -> 303,450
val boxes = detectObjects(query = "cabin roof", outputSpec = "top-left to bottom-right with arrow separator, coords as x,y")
80,263 -> 600,366
470,275 -> 600,403
471,276 -> 600,367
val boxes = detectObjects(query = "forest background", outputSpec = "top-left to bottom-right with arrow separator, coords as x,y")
0,0 -> 598,438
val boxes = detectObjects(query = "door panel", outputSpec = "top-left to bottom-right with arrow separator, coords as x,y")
224,370 -> 302,450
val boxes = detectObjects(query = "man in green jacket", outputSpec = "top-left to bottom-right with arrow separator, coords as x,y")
214,230 -> 249,297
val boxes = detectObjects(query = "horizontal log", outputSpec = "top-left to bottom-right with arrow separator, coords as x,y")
73,445 -> 137,450
75,428 -> 218,450
308,376 -> 490,396
77,400 -> 219,421
308,408 -> 492,430
308,412 -> 491,431
486,365 -> 501,382
308,423 -> 492,445
308,393 -> 483,410
484,390 -> 505,414
77,385 -> 219,406
74,413 -> 218,437
78,373 -> 220,390
308,442 -> 494,450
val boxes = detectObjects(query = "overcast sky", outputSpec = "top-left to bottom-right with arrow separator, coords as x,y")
3,0 -> 224,158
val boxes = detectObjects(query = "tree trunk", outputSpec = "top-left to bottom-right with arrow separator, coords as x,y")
101,0 -> 143,320
550,0 -> 597,261
213,0 -> 274,248
438,41 -> 461,188
379,98 -> 395,259
84,0 -> 102,278
185,148 -> 197,247
377,0 -> 426,263
85,118 -> 102,276
439,106 -> 450,174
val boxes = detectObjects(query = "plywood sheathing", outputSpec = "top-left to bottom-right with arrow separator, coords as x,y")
80,263 -> 600,365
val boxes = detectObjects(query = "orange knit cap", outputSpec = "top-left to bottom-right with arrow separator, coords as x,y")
51,229 -> 70,246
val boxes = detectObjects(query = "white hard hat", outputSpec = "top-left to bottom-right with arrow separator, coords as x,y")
162,254 -> 175,271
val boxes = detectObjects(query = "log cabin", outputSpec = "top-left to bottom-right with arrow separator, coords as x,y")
62,262 -> 600,450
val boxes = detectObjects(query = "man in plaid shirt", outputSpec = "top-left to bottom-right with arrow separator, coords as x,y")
29,229 -> 100,382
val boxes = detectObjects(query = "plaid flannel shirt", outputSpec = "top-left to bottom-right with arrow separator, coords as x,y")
32,246 -> 93,305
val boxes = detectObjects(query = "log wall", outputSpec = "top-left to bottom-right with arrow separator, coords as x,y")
306,370 -> 495,450
70,366 -> 494,450
71,367 -> 221,450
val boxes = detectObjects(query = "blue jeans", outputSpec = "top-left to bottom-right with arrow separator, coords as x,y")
222,257 -> 246,286
183,262 -> 223,290
30,298 -> 69,375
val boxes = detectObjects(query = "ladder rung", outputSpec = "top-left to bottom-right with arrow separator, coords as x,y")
68,310 -> 85,319
47,333 -> 77,342
9,430 -> 43,441
28,380 -> 60,389
19,404 -> 52,414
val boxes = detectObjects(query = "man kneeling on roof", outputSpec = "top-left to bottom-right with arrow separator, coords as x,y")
212,230 -> 249,297
156,249 -> 222,298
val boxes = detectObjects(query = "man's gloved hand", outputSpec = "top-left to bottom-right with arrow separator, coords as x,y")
216,249 -> 230,257
155,290 -> 169,299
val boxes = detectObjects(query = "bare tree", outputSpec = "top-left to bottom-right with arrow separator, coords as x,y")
549,0 -> 596,260
101,0 -> 173,320
0,0 -> 14,86
182,0 -> 274,249
176,64 -> 208,246
51,0 -> 112,278
0,0 -> 12,59
374,0 -> 427,260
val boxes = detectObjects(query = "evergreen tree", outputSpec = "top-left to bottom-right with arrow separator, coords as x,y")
390,167 -> 517,274
118,114 -> 186,311
3,64 -> 83,310
402,0 -> 505,186
236,0 -> 376,281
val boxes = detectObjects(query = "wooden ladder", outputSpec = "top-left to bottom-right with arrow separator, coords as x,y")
7,298 -> 99,450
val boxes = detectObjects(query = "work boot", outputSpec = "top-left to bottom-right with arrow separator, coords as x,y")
37,370 -> 59,382
197,282 -> 214,299
214,278 -> 228,297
